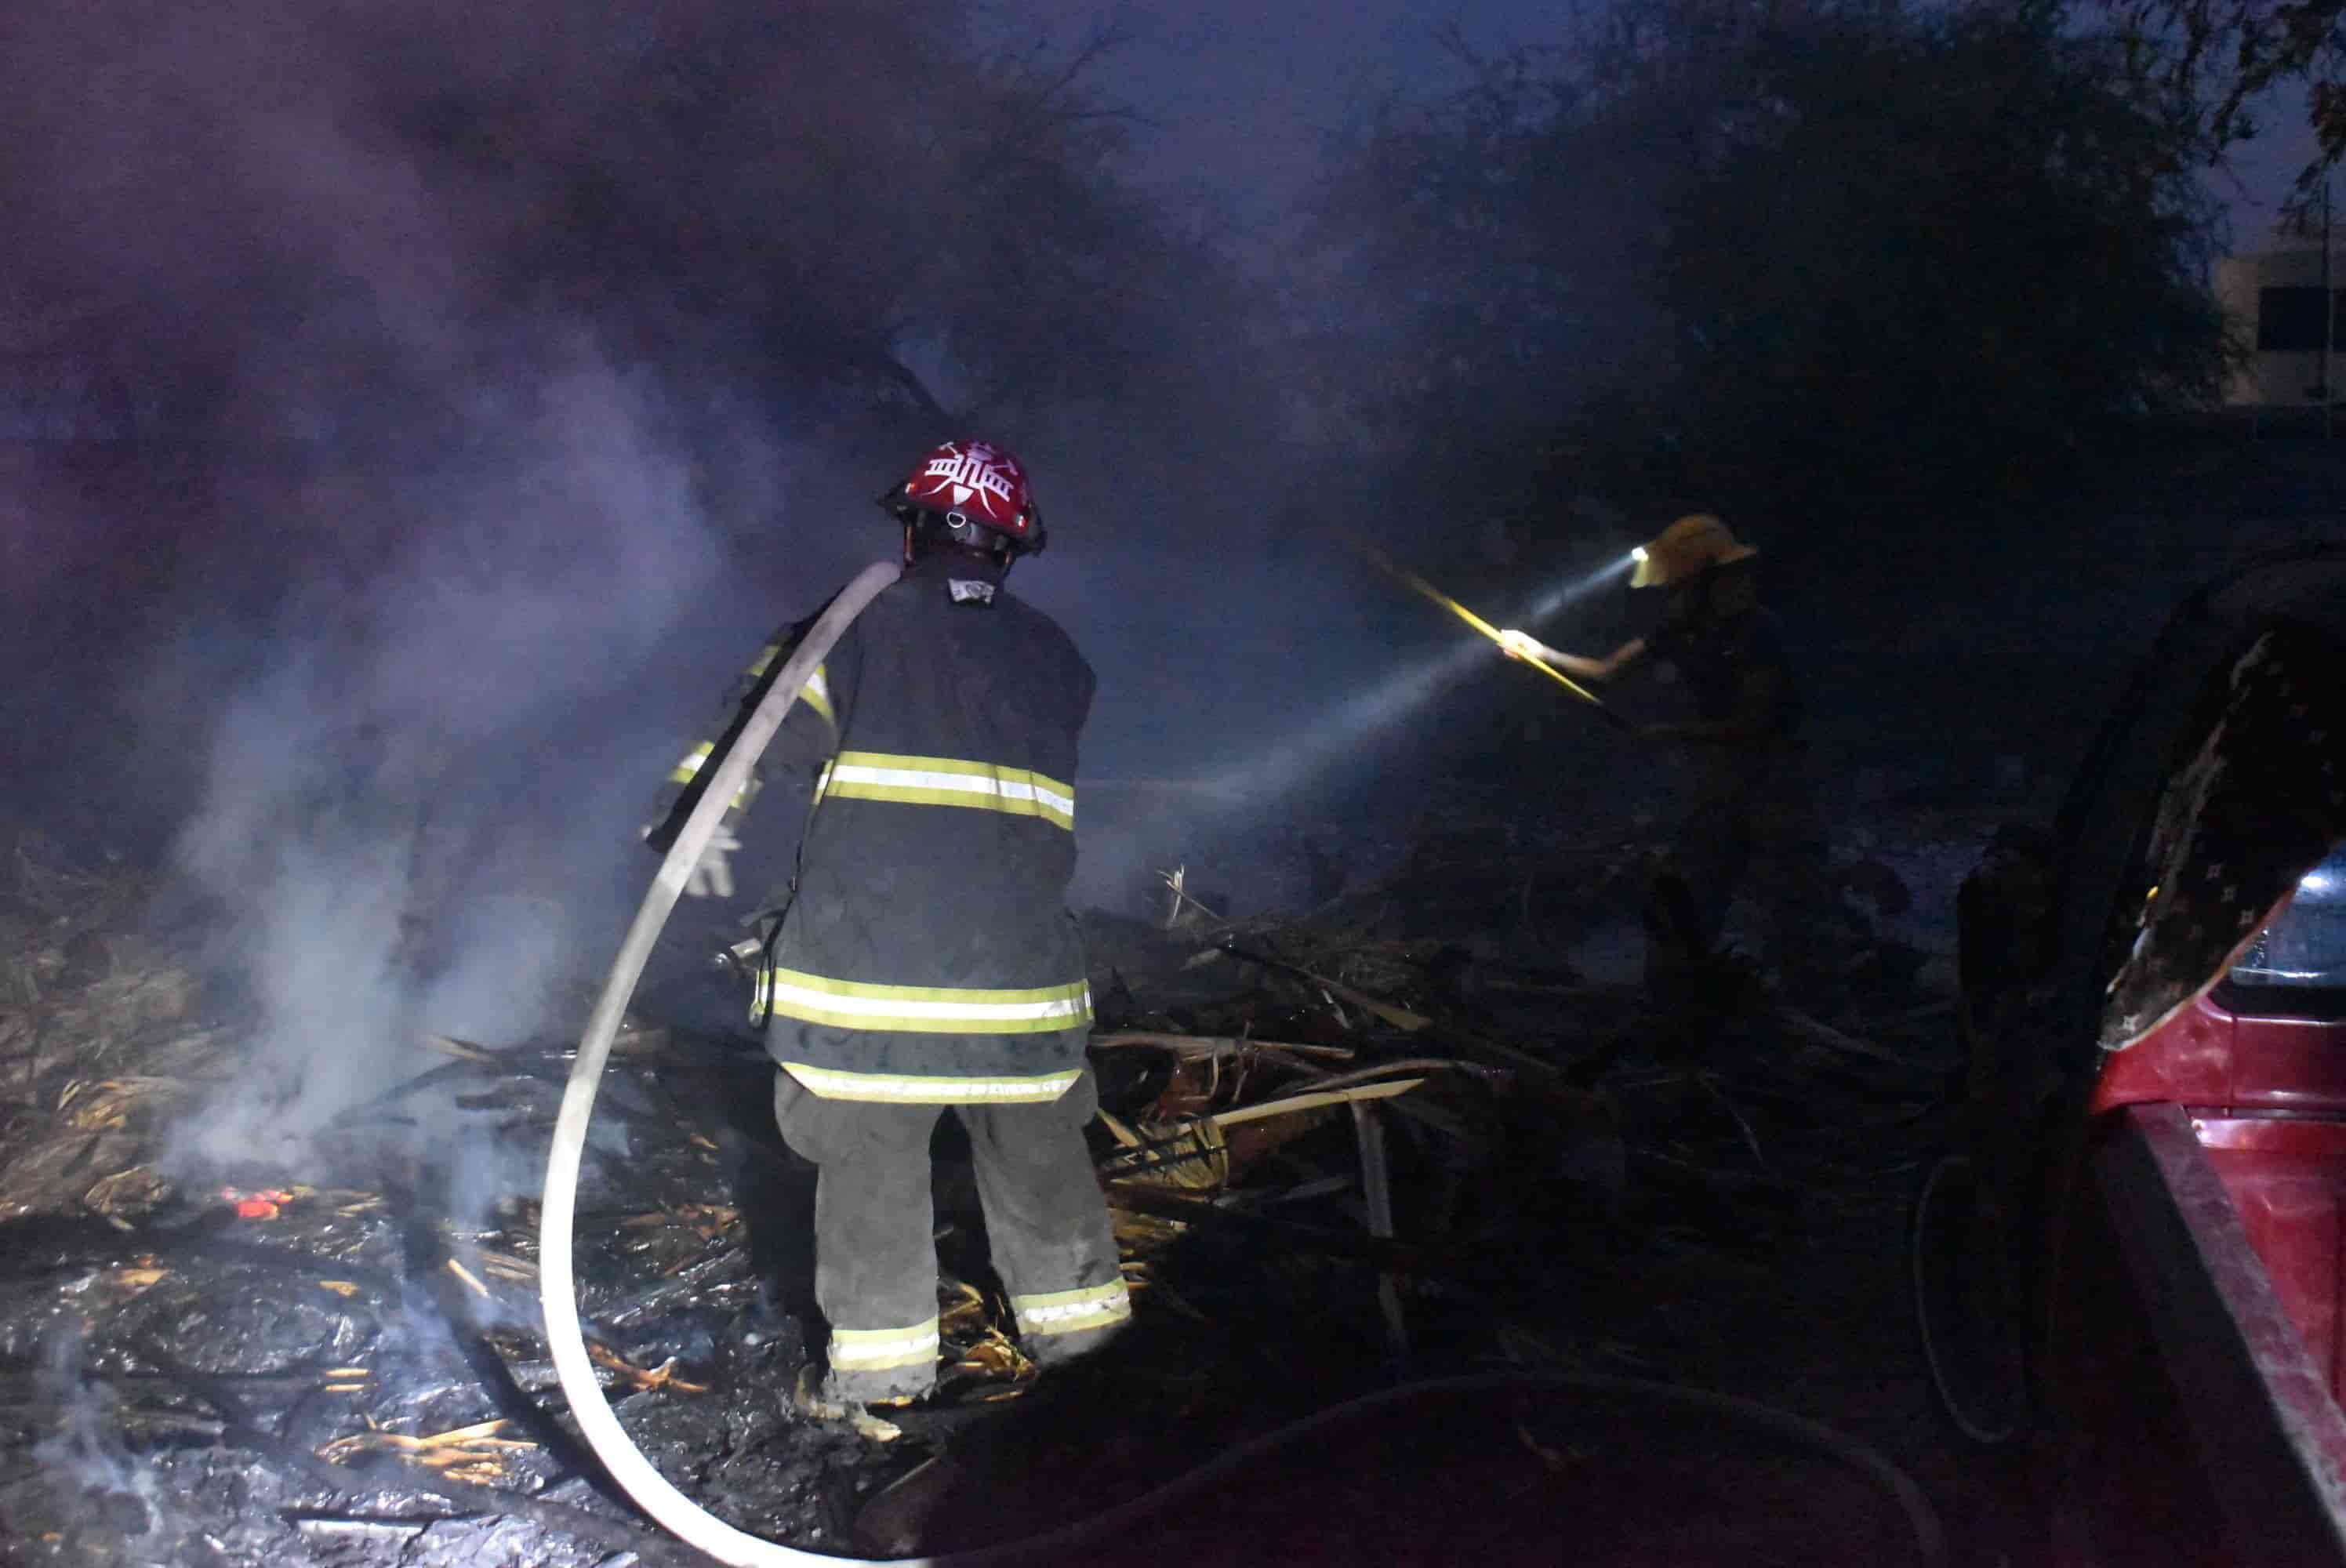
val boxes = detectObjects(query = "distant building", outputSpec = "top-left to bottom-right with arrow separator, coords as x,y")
2216,238 -> 2346,407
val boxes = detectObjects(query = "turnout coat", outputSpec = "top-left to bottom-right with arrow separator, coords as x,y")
648,552 -> 1095,1103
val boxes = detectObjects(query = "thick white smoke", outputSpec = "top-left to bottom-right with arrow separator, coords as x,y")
168,359 -> 735,1162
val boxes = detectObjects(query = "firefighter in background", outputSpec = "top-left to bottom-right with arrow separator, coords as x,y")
644,440 -> 1127,1437
1499,514 -> 1839,993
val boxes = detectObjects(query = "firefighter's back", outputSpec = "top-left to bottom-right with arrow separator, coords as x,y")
768,558 -> 1096,1094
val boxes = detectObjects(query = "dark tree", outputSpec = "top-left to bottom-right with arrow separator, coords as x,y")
1317,0 -> 2228,535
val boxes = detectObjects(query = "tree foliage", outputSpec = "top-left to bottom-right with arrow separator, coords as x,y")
2104,0 -> 2346,191
1318,0 -> 2228,529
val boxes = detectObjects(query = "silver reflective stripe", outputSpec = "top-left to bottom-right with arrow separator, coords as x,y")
766,977 -> 1089,1025
821,751 -> 1074,829
830,1317 -> 940,1371
1011,1281 -> 1132,1336
782,1062 -> 1081,1103
764,970 -> 1092,1036
826,761 -> 1072,815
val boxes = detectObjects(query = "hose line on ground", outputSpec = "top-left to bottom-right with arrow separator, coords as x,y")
537,557 -> 1948,1568
936,1370 -> 1952,1568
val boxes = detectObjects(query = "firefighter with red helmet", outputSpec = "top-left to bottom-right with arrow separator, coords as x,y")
1499,514 -> 1840,993
645,440 -> 1126,1436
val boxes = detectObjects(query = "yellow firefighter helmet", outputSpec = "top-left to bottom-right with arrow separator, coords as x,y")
1630,514 -> 1758,589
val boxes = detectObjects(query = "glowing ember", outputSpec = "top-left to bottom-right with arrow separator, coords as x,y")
220,1187 -> 294,1220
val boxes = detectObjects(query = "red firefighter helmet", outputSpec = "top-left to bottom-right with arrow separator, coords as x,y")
881,438 -> 1045,554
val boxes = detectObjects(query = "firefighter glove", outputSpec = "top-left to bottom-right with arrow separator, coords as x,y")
685,829 -> 741,899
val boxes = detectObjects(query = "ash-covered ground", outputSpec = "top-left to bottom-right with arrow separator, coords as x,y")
0,773 -> 2031,1568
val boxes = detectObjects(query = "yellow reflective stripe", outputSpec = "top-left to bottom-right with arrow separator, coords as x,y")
824,751 -> 1073,829
783,1062 -> 1083,1103
800,666 -> 833,726
834,751 -> 1072,800
830,1317 -> 940,1371
667,741 -> 750,810
764,971 -> 1091,1035
744,647 -> 832,724
1011,1281 -> 1131,1337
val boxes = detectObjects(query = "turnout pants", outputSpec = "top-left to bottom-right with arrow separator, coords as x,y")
1651,741 -> 1839,990
773,1067 -> 1131,1404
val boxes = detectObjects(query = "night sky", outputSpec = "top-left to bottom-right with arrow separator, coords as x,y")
977,1 -> 1519,231
990,0 -> 2315,250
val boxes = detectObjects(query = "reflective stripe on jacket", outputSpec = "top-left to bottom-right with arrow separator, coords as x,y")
648,554 -> 1095,1101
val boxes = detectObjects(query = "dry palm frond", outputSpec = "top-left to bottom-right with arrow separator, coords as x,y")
57,1076 -> 189,1131
936,1279 -> 1036,1387
586,1341 -> 708,1394
937,1279 -> 990,1337
82,1165 -> 171,1219
474,1248 -> 538,1283
319,1417 -> 536,1485
1108,1207 -> 1188,1257
1091,1031 -> 1354,1061
1097,1109 -> 1230,1191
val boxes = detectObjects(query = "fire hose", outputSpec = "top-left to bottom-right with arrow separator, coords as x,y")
539,558 -> 1948,1567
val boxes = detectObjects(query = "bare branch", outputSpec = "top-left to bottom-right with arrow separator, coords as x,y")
873,349 -> 954,427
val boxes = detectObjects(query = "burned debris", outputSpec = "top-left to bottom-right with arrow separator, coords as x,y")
0,800 -> 1981,1566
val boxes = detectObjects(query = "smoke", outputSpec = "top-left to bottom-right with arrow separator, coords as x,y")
33,1326 -> 177,1542
165,358 -> 742,1160
1,0 -> 1644,1185
0,0 -> 841,1162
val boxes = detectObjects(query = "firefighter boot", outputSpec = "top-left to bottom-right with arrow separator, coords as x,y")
789,1365 -> 904,1443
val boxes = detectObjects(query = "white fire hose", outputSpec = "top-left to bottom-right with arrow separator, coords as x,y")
539,558 -> 1948,1568
539,560 -> 900,1568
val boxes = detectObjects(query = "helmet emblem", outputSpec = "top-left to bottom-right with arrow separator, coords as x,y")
921,442 -> 1018,510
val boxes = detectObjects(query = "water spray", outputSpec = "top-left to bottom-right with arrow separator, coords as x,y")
1342,535 -> 1632,731
1181,544 -> 1636,808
